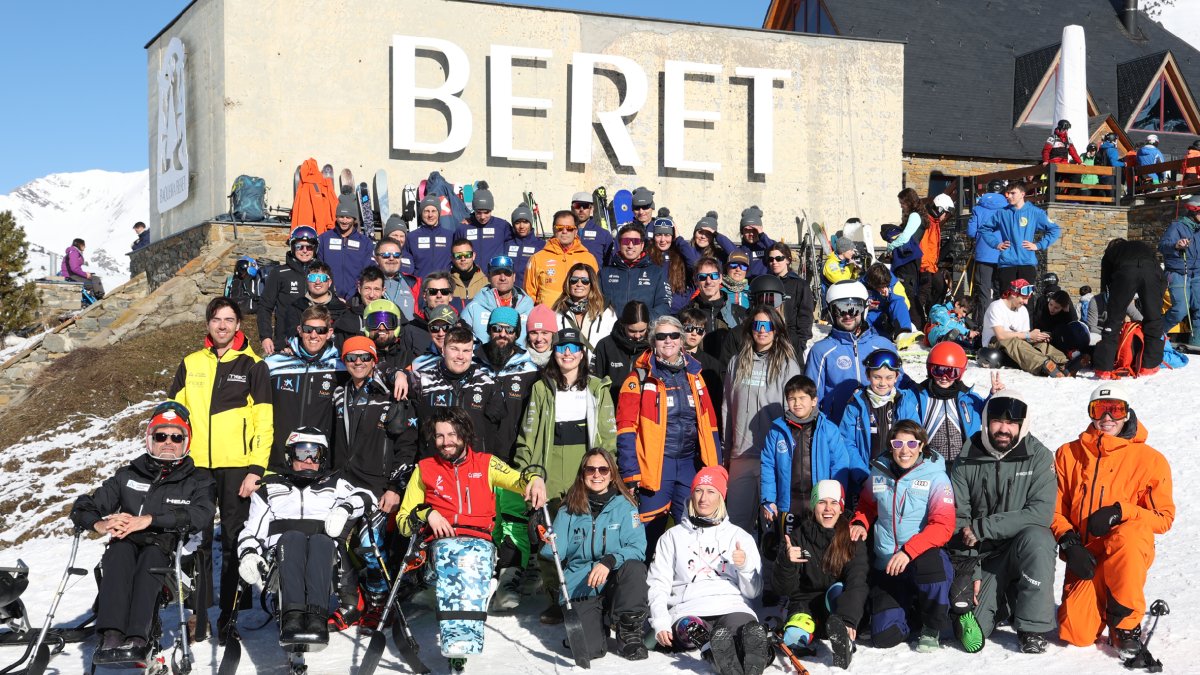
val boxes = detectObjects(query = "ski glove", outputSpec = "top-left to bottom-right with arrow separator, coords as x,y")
238,551 -> 267,586
1058,532 -> 1096,580
1087,503 -> 1122,538
324,503 -> 354,539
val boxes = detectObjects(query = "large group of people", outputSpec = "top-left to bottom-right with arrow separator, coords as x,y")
69,181 -> 1177,674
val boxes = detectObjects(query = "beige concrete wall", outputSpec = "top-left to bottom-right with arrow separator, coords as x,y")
150,0 -> 904,242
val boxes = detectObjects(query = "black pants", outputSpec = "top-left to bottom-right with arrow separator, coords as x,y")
277,531 -> 337,611
994,265 -> 1037,294
917,271 -> 943,327
67,273 -> 105,300
192,467 -> 251,637
573,561 -> 650,658
1093,263 -> 1166,371
96,540 -> 170,640
894,261 -> 923,328
972,261 -> 998,324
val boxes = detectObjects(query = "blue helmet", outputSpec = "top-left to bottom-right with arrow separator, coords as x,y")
235,256 -> 259,278
289,226 -> 319,246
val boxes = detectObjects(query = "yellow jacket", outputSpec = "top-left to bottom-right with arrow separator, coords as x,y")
822,252 -> 861,285
524,238 -> 599,307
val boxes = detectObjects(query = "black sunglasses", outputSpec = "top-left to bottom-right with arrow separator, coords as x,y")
426,287 -> 453,296
152,432 -> 186,444
654,331 -> 682,341
300,325 -> 330,335
569,276 -> 592,285
343,353 -> 376,364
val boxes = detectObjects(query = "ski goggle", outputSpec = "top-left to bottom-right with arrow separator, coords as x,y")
752,320 -> 774,333
695,272 -> 721,282
555,343 -> 582,354
307,273 -> 331,283
488,256 -> 514,274
830,299 -> 866,317
152,432 -> 187,444
1088,399 -> 1129,421
986,397 -> 1028,422
290,442 -> 324,462
928,364 -> 962,380
1011,284 -> 1035,297
152,401 -> 191,423
366,311 -> 399,331
890,439 -> 921,450
864,350 -> 902,372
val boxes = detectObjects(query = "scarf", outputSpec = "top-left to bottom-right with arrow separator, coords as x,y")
866,388 -> 896,408
722,276 -> 748,294
567,298 -> 589,317
785,409 -> 817,427
926,378 -> 968,400
528,348 -> 552,367
587,486 -> 616,515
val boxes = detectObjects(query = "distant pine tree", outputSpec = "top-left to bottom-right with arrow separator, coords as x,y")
0,211 -> 39,339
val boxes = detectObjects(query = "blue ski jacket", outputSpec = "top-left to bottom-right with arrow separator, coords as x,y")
838,387 -> 920,488
980,202 -> 1060,269
460,286 -> 536,346
1138,144 -> 1166,182
679,233 -> 738,268
966,192 -> 1006,264
544,492 -> 647,602
853,452 -> 954,570
867,275 -> 912,338
505,231 -> 543,288
734,231 -> 777,277
455,216 -> 512,267
914,385 -> 986,453
404,223 -> 456,279
578,218 -> 614,266
759,415 -> 852,515
317,229 -> 375,301
1158,214 -> 1200,275
601,254 -> 671,319
926,301 -> 969,345
1100,141 -> 1125,169
804,326 -> 897,424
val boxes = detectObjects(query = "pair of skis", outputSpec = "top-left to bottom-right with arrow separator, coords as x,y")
522,192 -> 547,239
358,533 -> 430,675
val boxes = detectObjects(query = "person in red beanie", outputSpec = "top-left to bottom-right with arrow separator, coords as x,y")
981,278 -> 1070,377
646,466 -> 772,675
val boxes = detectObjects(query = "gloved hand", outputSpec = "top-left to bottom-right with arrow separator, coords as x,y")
1058,532 -> 1096,580
407,504 -> 432,531
1087,503 -> 1122,538
324,503 -> 353,538
238,552 -> 266,586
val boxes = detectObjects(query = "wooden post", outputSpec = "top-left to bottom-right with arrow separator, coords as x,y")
1047,164 -> 1057,204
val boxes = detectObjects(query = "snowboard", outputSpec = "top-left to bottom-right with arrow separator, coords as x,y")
433,537 -> 495,658
373,170 -> 389,220
812,222 -> 832,256
402,184 -> 418,223
840,218 -> 876,267
358,182 -> 376,234
593,187 -> 610,232
340,169 -> 354,195
612,189 -> 633,227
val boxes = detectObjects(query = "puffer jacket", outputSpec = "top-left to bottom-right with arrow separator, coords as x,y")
647,514 -> 762,634
851,452 -> 955,570
759,414 -> 852,515
524,238 -> 600,307
926,301 -> 970,345
803,326 -> 897,424
264,338 -> 347,471
601,254 -> 672,320
291,159 -> 336,234
237,472 -> 372,554
544,490 -> 646,602
772,515 -> 868,627
169,332 -> 273,474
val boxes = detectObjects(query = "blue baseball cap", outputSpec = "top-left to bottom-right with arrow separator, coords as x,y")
488,307 -> 520,328
488,255 -> 515,274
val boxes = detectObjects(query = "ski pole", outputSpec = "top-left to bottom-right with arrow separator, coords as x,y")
20,529 -> 86,675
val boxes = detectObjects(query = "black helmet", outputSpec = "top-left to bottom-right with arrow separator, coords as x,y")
1104,132 -> 1119,143
977,347 -> 1005,369
1191,139 -> 1200,151
1086,143 -> 1098,153
986,179 -> 1006,194
750,274 -> 786,308
1056,119 -> 1071,132
1040,272 -> 1059,289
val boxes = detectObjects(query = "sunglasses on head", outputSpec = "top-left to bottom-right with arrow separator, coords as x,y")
426,287 -> 452,296
986,397 -> 1028,422
300,324 -> 331,335
569,276 -> 591,285
753,320 -> 774,333
429,324 -> 451,333
488,325 -> 516,335
584,465 -> 611,476
890,439 -> 922,450
695,271 -> 721,282
343,352 -> 375,364
654,331 -> 681,341
377,251 -> 403,259
684,325 -> 706,335
727,262 -> 748,271
152,432 -> 186,444
307,273 -> 331,283
453,252 -> 474,260
1088,399 -> 1129,421
928,364 -> 962,380
555,343 -> 582,354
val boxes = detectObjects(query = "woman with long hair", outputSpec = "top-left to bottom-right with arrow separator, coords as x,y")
543,449 -> 650,661
647,215 -> 694,311
761,242 -> 816,361
593,300 -> 651,404
646,466 -> 771,675
850,420 -> 955,653
888,188 -> 926,326
723,305 -> 802,535
552,262 -> 617,350
772,480 -> 868,669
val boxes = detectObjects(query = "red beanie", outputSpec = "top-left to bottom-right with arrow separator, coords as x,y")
692,465 -> 729,499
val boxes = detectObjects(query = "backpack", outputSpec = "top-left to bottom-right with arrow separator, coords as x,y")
230,175 -> 267,222
1111,321 -> 1145,378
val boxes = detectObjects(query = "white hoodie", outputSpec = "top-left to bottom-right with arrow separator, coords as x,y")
647,514 -> 762,634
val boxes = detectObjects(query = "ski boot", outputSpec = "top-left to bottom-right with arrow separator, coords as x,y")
490,566 -> 523,612
615,611 -> 649,660
1018,631 -> 1047,654
826,615 -> 856,668
358,591 -> 388,634
448,656 -> 468,672
739,622 -> 772,675
707,626 -> 744,675
953,611 -> 985,653
1111,625 -> 1144,660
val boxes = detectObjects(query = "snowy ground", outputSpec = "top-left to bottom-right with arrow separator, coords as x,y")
0,359 -> 1193,674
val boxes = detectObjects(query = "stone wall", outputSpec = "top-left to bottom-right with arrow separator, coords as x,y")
903,154 -> 1029,201
1042,204 -> 1130,293
33,279 -> 84,329
1127,201 -> 1182,246
130,221 -> 291,290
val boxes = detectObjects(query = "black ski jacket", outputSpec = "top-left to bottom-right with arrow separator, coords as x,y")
772,515 -> 869,629
258,253 -> 312,346
331,372 -> 416,498
264,339 -> 348,472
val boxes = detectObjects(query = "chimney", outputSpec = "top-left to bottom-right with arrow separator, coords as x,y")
1122,0 -> 1138,34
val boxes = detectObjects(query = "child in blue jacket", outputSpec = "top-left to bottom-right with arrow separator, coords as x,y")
760,375 -> 853,524
838,349 -> 920,493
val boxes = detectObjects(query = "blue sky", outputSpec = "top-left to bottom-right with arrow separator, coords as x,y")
0,0 -> 763,193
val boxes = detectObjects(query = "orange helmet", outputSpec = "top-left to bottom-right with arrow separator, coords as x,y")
928,342 -> 968,378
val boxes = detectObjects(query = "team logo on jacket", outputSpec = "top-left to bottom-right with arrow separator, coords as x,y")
322,380 -> 331,391
279,378 -> 296,392
228,374 -> 247,384
1020,217 -> 1029,228
912,480 -> 930,490
127,480 -> 150,492
473,393 -> 482,404
835,355 -> 853,370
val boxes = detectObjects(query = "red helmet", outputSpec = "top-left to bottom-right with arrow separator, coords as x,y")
928,342 -> 968,376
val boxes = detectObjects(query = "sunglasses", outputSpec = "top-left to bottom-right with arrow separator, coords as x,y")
766,255 -> 788,263
695,271 -> 721,282
152,432 -> 186,444
619,237 -> 643,246
555,343 -> 582,354
569,276 -> 591,286
300,325 -> 331,335
584,465 -> 611,476
343,352 -> 376,364
377,251 -> 403,259
890,439 -> 922,450
752,320 -> 774,333
429,324 -> 451,333
307,273 -> 331,283
426,287 -> 453,296
290,442 -> 324,462
1088,399 -> 1129,421
366,311 -> 399,331
293,243 -> 316,251
654,331 -> 681,341
684,325 -> 706,335
632,205 -> 653,211
554,226 -> 578,233
928,365 -> 962,380
453,252 -> 474,260
488,325 -> 516,335
727,263 -> 748,271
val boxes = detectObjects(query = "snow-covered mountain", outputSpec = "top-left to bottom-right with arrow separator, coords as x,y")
0,169 -> 149,287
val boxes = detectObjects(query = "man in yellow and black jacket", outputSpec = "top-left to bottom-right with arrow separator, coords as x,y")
169,297 -> 273,642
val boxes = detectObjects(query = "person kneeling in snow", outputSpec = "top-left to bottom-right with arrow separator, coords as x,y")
71,403 -> 215,666
647,466 -> 771,675
1052,385 -> 1174,667
236,428 -> 372,646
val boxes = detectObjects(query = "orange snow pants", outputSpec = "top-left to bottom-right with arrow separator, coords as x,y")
1058,520 -> 1155,646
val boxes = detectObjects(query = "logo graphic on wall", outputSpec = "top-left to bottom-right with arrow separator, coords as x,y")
157,37 -> 189,214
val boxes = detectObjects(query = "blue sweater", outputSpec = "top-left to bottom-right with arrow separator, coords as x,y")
980,202 -> 1060,268
759,415 -> 851,515
1158,215 -> 1200,275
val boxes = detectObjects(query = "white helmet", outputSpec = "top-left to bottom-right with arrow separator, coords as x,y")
825,280 -> 869,305
933,194 -> 955,213
1147,134 -> 1159,145
1089,384 -> 1130,406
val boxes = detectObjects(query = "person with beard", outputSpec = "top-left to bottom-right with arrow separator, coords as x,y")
593,300 -> 651,405
772,481 -> 868,669
837,349 -> 920,495
514,328 -> 618,623
602,222 -> 672,320
552,262 -> 617,350
524,304 -> 557,368
804,281 -> 897,424
278,261 -> 349,356
236,428 -> 373,645
449,239 -> 489,302
265,305 -> 347,472
1052,386 -> 1174,666
761,244 -> 816,362
396,408 -> 547,659
259,226 -> 318,355
945,391 -> 1056,656
914,342 -> 988,466
618,316 -> 722,557
461,254 -> 536,345
334,266 -> 387,348
374,238 -> 419,320
683,257 -> 747,368
359,299 -> 418,373
760,376 -> 852,530
73,403 -> 215,666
